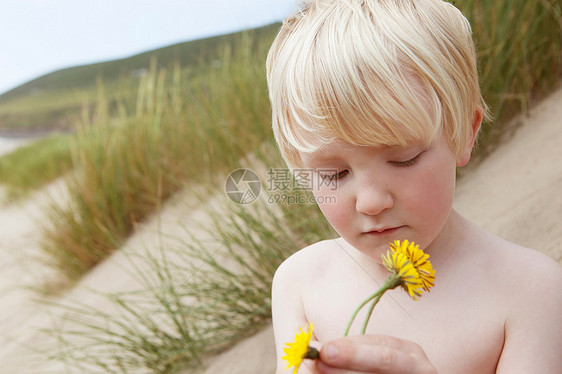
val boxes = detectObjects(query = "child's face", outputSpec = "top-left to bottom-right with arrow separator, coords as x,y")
300,130 -> 461,259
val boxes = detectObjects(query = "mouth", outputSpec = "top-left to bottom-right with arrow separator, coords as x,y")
363,226 -> 402,236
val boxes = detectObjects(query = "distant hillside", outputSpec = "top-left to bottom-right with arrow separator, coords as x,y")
0,22 -> 280,134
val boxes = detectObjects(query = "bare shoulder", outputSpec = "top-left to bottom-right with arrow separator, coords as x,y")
480,230 -> 562,287
273,238 -> 343,286
458,220 -> 562,286
492,236 -> 562,318
271,237 -> 343,316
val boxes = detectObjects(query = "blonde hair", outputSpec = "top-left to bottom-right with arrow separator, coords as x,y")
266,0 -> 490,169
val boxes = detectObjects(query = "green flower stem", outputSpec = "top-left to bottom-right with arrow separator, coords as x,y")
344,272 -> 402,337
361,293 -> 383,335
344,288 -> 383,337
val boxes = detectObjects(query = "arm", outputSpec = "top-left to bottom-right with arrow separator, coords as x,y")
495,256 -> 562,373
272,253 -> 318,374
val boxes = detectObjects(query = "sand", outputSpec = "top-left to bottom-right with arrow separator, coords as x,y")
0,83 -> 561,373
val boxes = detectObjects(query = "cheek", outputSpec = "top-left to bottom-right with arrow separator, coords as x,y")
416,177 -> 454,212
312,187 -> 351,235
405,161 -> 456,229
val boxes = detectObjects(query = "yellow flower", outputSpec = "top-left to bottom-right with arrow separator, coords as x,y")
389,240 -> 436,292
382,250 -> 426,299
345,240 -> 436,336
282,323 -> 314,373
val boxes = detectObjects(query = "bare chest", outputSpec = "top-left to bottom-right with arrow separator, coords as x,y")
303,269 -> 505,373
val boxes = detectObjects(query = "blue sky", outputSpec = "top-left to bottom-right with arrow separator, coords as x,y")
0,0 -> 299,95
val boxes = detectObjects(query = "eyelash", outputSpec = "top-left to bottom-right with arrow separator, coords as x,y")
391,153 -> 422,167
318,153 -> 422,180
319,170 -> 349,181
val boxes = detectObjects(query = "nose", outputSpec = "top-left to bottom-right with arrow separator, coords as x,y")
355,179 -> 394,216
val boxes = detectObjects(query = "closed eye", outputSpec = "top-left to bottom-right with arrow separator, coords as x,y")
319,170 -> 349,181
390,153 -> 422,167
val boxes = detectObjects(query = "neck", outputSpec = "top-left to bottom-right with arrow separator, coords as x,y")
424,209 -> 467,269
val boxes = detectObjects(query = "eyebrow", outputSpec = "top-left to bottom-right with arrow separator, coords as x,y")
301,151 -> 336,165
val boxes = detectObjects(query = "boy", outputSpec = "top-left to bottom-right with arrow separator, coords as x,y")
266,0 -> 562,373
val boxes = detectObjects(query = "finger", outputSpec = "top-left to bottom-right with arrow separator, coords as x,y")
320,339 -> 411,373
317,355 -> 431,374
319,338 -> 435,374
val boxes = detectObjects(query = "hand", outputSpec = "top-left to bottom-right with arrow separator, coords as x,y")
315,335 -> 437,374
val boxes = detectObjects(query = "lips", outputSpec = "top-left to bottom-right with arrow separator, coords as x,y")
363,226 -> 402,236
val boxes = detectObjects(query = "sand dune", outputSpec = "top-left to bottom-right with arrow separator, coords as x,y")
0,84 -> 561,373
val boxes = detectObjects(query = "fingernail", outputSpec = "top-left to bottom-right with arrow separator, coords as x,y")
326,344 -> 339,360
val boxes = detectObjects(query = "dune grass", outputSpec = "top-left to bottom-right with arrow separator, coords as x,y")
461,0 -> 562,151
40,33 -> 275,282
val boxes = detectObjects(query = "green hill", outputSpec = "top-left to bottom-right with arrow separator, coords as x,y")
0,22 -> 280,135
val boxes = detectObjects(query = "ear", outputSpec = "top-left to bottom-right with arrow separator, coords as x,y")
456,108 -> 483,167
